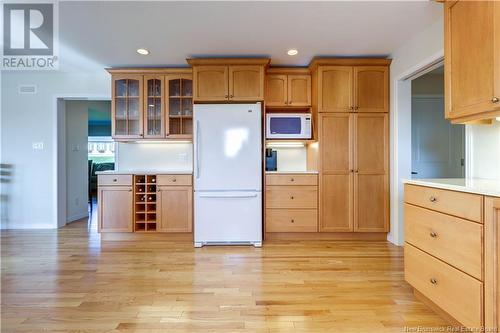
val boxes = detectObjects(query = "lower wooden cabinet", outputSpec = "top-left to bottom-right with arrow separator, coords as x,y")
98,186 -> 133,232
404,183 -> 500,330
157,186 -> 193,232
98,174 -> 193,234
265,173 -> 318,233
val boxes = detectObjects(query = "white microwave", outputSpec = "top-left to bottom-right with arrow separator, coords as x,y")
266,113 -> 312,139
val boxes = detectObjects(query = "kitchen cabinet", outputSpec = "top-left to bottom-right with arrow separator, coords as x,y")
354,113 -> 389,232
165,74 -> 193,138
319,113 -> 353,232
112,74 -> 144,139
444,1 -> 500,123
144,75 -> 165,138
157,186 -> 193,232
265,174 -> 318,233
98,175 -> 134,233
403,183 -> 500,329
265,70 -> 311,107
354,67 -> 388,113
187,58 -> 270,102
318,113 -> 389,233
310,59 -> 390,113
108,69 -> 193,140
485,196 -> 500,331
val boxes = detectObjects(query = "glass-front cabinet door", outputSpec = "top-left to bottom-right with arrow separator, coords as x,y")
112,75 -> 143,138
165,74 -> 193,138
143,76 -> 165,138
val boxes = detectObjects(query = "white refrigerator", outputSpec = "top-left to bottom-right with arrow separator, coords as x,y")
193,103 -> 262,247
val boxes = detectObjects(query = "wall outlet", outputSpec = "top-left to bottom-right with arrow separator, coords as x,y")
32,142 -> 44,150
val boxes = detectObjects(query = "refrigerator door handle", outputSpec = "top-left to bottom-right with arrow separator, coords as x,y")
196,120 -> 200,179
198,193 -> 258,199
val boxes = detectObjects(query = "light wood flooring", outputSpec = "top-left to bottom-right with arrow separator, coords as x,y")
1,217 -> 448,332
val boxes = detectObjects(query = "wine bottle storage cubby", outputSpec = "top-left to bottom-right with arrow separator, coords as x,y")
134,175 -> 157,232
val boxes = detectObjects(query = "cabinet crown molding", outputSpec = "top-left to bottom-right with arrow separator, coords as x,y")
308,57 -> 392,69
267,67 -> 310,75
106,67 -> 192,75
186,58 -> 271,66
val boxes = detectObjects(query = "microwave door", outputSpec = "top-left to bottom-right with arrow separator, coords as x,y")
269,117 -> 302,139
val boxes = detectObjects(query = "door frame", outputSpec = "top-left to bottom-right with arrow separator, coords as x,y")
53,94 -> 110,228
390,51 -> 457,246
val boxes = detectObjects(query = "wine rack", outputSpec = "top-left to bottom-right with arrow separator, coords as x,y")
134,175 -> 157,232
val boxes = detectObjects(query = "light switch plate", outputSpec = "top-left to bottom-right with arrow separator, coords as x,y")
32,142 -> 44,150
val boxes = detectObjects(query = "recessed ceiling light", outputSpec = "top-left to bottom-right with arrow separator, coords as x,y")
136,48 -> 150,55
287,49 -> 298,56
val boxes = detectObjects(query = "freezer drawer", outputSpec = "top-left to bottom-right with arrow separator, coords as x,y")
194,191 -> 262,247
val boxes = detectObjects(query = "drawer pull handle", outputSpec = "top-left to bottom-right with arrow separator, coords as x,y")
430,231 -> 438,238
172,178 -> 177,182
290,196 -> 294,200
113,179 -> 117,182
291,219 -> 295,223
290,178 -> 294,182
430,278 -> 438,285
429,196 -> 437,202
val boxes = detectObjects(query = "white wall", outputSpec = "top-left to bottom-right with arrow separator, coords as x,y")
116,143 -> 193,172
65,101 -> 90,223
389,17 -> 444,245
1,71 -> 109,229
467,120 -> 500,180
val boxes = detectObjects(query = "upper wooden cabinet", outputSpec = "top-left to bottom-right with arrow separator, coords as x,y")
309,59 -> 391,113
444,1 -> 500,123
112,74 -> 144,139
187,58 -> 270,102
265,69 -> 311,107
108,69 -> 193,140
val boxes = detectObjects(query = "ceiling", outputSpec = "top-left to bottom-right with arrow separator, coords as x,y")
58,1 -> 443,72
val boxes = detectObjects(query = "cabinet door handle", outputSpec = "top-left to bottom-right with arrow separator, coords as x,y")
157,189 -> 161,192
225,95 -> 229,99
290,196 -> 294,200
354,106 -> 359,110
430,278 -> 438,285
129,189 -> 132,192
229,95 -> 234,98
290,219 -> 295,223
429,231 -> 438,238
429,196 -> 437,203
492,97 -> 499,103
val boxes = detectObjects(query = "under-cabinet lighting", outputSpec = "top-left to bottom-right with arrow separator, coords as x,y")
136,48 -> 150,55
130,140 -> 192,144
287,49 -> 298,56
496,117 -> 500,122
266,141 -> 305,148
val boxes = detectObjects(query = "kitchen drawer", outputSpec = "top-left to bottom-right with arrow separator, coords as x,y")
405,204 -> 483,280
266,174 -> 318,186
405,184 -> 483,222
405,244 -> 483,328
266,186 -> 317,209
266,209 -> 317,232
98,174 -> 133,186
157,174 -> 192,186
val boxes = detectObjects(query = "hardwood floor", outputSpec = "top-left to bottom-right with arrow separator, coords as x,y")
1,218 -> 448,332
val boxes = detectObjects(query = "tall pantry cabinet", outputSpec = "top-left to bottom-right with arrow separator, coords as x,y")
310,59 -> 391,233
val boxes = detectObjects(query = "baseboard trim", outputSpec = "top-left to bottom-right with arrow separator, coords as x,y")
265,232 -> 388,241
100,232 -> 193,241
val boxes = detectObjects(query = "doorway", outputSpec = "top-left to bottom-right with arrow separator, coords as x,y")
56,98 -> 112,229
410,66 -> 465,179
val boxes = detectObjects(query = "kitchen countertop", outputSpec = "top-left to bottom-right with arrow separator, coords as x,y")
265,170 -> 319,174
96,170 -> 193,175
403,178 -> 500,197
